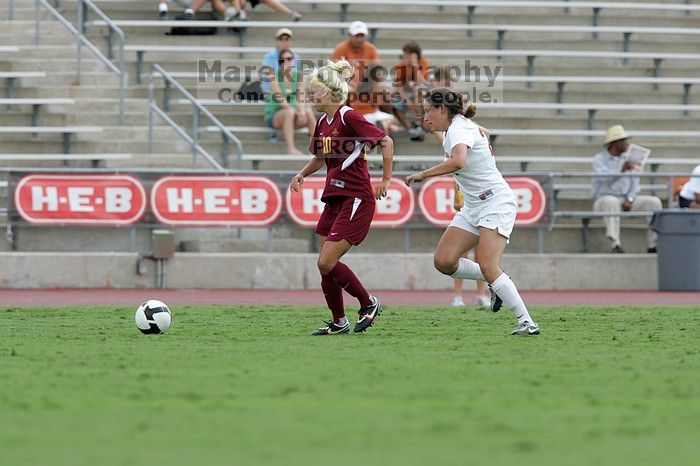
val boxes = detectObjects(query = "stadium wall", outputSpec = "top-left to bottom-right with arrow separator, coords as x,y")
0,252 -> 657,290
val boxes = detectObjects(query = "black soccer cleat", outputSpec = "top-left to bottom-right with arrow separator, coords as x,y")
311,320 -> 349,336
489,285 -> 503,313
353,295 -> 382,333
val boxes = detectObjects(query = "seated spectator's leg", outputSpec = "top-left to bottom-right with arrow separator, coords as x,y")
207,0 -> 228,15
299,108 -> 316,135
593,194 -> 622,249
406,89 -> 421,116
631,195 -> 663,249
272,108 -> 303,155
389,92 -> 410,128
188,0 -> 208,14
258,0 -> 301,20
158,0 -> 169,18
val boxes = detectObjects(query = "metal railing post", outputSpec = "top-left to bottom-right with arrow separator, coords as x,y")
163,80 -> 171,111
118,28 -> 125,125
76,0 -> 83,85
192,107 -> 200,167
148,78 -> 154,153
149,63 -> 235,172
35,0 -> 41,45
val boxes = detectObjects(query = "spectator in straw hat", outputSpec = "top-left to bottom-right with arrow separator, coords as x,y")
591,125 -> 662,253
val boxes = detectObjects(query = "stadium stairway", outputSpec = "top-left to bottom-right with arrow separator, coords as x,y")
0,0 -> 698,255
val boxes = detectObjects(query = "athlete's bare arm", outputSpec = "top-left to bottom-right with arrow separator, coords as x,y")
404,143 -> 468,185
375,135 -> 394,199
289,157 -> 326,192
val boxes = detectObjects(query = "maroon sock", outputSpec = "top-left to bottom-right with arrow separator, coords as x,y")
329,262 -> 372,308
321,273 -> 345,323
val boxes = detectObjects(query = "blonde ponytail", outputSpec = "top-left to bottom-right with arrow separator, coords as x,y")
327,59 -> 354,82
309,59 -> 355,103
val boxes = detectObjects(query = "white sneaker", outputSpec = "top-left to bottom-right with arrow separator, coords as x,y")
476,295 -> 490,308
224,7 -> 239,21
510,321 -> 540,336
451,295 -> 464,307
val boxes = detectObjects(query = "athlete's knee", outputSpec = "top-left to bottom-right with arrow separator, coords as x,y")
433,252 -> 458,276
317,257 -> 337,275
479,262 -> 501,283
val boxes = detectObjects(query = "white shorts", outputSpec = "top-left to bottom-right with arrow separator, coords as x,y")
362,110 -> 396,125
449,195 -> 517,239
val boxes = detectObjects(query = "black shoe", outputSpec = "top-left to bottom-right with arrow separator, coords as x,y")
647,247 -> 657,253
182,10 -> 194,20
611,245 -> 625,253
311,320 -> 349,336
488,285 -> 503,313
159,10 -> 168,20
353,296 -> 382,333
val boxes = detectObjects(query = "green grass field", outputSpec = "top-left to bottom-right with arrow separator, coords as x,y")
1,305 -> 698,466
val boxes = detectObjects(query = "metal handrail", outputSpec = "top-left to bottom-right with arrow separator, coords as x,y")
34,0 -> 125,125
149,64 -> 244,172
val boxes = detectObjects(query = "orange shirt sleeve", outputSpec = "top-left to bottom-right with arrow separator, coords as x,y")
369,44 -> 379,63
332,43 -> 346,61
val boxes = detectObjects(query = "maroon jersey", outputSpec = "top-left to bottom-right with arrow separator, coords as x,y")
309,106 -> 385,203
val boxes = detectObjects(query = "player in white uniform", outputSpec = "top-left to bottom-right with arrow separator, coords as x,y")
405,88 -> 539,335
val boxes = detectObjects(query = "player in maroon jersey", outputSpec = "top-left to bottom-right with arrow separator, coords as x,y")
289,60 -> 394,335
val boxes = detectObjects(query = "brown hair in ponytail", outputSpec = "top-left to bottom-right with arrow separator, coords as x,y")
464,103 -> 477,119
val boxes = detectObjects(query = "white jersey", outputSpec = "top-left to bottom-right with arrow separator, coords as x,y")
679,164 -> 700,200
442,115 -> 512,206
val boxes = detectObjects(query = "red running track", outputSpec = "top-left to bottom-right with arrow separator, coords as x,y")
0,289 -> 698,307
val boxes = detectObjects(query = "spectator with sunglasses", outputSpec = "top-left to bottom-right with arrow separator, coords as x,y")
264,49 -> 315,154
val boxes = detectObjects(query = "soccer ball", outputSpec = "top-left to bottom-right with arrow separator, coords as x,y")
135,300 -> 171,334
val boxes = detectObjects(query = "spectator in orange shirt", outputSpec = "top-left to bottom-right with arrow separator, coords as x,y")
331,21 -> 379,92
394,41 -> 430,141
353,64 -> 403,135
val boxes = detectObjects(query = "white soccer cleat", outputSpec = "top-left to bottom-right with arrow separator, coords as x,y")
451,295 -> 464,307
476,295 -> 490,309
511,321 -> 540,336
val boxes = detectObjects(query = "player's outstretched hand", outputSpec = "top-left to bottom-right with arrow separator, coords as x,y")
404,172 -> 425,186
375,178 -> 391,200
289,174 -> 304,192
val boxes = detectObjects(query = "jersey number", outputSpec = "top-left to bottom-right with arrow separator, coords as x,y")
322,136 -> 332,154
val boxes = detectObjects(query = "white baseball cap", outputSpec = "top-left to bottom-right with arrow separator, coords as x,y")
275,27 -> 294,39
348,20 -> 368,36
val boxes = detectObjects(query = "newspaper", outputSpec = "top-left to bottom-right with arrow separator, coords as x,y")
623,143 -> 651,169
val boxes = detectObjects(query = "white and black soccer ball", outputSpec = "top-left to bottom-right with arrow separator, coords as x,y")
135,300 -> 172,334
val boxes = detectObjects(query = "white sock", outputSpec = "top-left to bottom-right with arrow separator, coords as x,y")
490,273 -> 533,324
158,3 -> 168,13
337,316 -> 348,326
449,258 -> 485,281
184,8 -> 194,14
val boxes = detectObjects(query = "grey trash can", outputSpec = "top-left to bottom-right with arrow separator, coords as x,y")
651,209 -> 700,291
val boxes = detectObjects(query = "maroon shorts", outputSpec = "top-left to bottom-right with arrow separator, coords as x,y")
315,196 -> 375,245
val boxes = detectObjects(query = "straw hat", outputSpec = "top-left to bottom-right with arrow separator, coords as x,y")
603,125 -> 630,145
